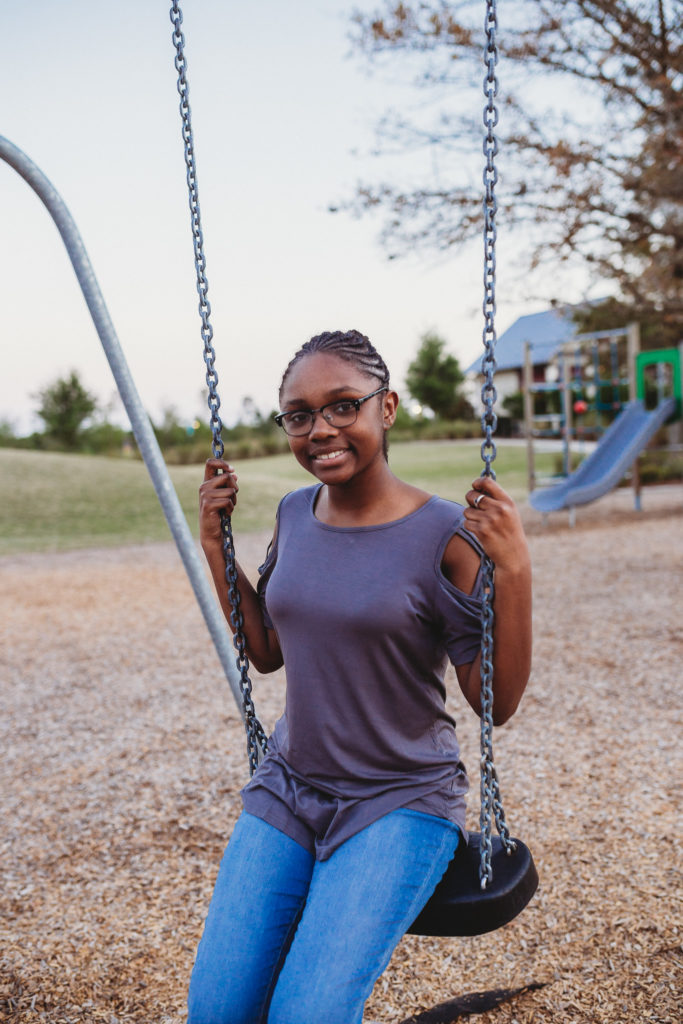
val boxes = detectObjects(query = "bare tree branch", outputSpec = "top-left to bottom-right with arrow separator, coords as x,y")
340,0 -> 682,319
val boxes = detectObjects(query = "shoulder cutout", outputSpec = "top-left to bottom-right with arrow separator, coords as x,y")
441,532 -> 481,596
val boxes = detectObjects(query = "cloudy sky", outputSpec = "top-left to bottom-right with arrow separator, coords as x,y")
2,0 -> 588,434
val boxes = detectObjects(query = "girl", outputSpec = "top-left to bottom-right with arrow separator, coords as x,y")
190,330 -> 532,1024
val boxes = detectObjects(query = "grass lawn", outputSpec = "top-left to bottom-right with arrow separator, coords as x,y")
0,442 -> 553,554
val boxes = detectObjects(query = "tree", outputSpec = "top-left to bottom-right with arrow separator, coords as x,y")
0,418 -> 17,446
344,1 -> 682,326
35,371 -> 98,449
405,332 -> 470,418
154,405 -> 192,449
572,295 -> 681,350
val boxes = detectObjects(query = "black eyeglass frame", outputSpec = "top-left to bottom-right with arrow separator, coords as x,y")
274,386 -> 389,436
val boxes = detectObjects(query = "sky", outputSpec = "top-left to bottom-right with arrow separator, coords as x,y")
1,0 -> 591,434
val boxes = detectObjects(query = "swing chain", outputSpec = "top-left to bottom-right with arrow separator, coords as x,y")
170,1 -> 267,776
480,0 -> 499,480
478,0 -> 515,890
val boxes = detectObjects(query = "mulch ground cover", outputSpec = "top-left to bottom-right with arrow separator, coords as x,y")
2,486 -> 681,1022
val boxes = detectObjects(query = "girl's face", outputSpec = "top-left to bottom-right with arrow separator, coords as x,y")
278,352 -> 398,485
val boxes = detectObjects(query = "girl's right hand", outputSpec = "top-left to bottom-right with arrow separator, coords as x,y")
199,458 -> 239,547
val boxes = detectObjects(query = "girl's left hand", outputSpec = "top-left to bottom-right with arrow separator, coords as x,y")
463,477 -> 530,575
459,477 -> 533,725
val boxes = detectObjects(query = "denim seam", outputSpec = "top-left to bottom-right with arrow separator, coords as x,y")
258,891 -> 309,1024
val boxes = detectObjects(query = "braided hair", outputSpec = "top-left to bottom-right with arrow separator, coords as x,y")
279,330 -> 393,459
279,330 -> 390,398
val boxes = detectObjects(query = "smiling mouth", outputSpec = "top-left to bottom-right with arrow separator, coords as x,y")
312,449 -> 347,462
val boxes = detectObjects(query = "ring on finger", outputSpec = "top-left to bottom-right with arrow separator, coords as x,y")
473,493 -> 485,509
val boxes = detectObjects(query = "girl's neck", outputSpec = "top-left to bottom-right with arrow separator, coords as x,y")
314,466 -> 430,528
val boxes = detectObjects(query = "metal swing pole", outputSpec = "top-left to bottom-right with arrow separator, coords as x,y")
0,134 -> 247,722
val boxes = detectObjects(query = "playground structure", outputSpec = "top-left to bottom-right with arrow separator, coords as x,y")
523,324 -> 682,520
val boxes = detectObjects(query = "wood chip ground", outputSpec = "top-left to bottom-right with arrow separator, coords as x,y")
2,486 -> 681,1023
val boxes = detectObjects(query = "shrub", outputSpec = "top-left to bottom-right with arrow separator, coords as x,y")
637,452 -> 683,484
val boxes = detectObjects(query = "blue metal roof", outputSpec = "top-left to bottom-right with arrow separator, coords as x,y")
465,306 -> 578,375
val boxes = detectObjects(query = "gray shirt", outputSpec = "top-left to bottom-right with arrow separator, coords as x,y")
242,484 -> 483,859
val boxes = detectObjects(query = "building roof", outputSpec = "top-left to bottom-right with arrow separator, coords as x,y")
464,305 -> 579,375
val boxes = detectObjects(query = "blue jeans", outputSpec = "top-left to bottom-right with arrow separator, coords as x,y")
187,809 -> 460,1024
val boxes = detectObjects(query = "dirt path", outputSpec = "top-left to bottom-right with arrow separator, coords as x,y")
2,487 -> 682,1023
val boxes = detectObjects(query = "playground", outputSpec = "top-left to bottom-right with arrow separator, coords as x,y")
2,484 -> 681,1023
522,329 -> 682,519
1,3 -> 680,1019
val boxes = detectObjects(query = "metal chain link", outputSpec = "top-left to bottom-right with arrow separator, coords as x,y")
480,0 -> 499,480
478,0 -> 516,889
169,1 -> 267,777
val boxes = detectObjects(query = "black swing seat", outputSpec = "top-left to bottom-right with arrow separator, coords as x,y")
408,832 -> 538,937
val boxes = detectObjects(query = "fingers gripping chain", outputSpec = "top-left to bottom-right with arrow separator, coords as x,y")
170,2 -> 267,775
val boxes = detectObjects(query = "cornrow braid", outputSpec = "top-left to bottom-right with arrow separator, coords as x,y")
278,330 -> 390,399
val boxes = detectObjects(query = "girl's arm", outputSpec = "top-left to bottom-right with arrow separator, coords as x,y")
442,477 -> 532,726
199,458 -> 283,674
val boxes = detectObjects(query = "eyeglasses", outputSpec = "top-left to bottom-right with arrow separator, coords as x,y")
274,386 -> 388,436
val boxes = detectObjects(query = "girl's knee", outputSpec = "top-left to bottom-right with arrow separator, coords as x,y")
267,1005 -> 316,1024
267,988 -> 363,1024
268,1007 -> 360,1024
188,975 -> 266,1024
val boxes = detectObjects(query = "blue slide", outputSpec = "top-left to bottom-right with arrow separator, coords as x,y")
529,397 -> 677,512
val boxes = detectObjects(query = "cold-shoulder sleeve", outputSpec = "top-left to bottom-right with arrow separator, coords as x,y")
434,525 -> 484,667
